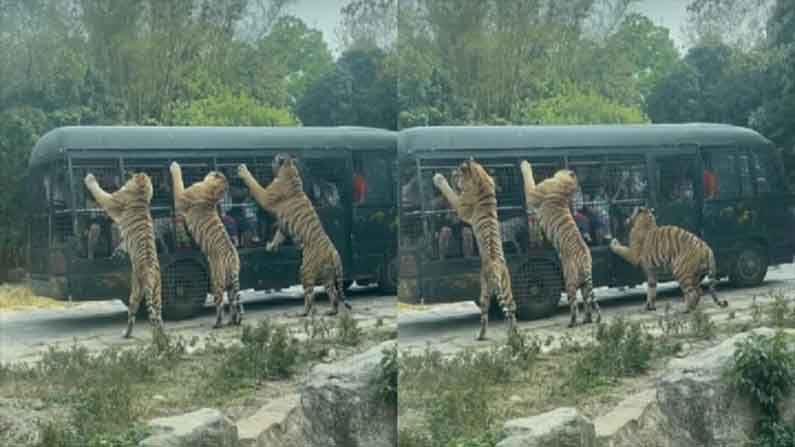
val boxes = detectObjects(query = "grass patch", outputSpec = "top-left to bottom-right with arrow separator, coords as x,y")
1,314 -> 391,446
725,331 -> 795,446
0,285 -> 65,312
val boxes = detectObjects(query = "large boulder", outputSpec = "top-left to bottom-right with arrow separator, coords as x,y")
598,328 -> 795,447
255,340 -> 397,447
139,408 -> 238,447
498,407 -> 596,447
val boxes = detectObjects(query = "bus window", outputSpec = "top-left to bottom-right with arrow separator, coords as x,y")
569,157 -> 611,246
655,154 -> 699,233
353,152 -> 392,206
738,152 -> 754,197
702,150 -> 740,200
750,149 -> 784,195
303,157 -> 345,210
602,156 -> 648,243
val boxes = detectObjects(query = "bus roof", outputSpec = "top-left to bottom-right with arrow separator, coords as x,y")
29,126 -> 397,167
398,123 -> 772,156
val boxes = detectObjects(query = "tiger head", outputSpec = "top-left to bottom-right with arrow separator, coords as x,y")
628,206 -> 656,230
120,172 -> 153,204
551,169 -> 578,195
202,171 -> 229,202
274,153 -> 304,191
456,157 -> 495,196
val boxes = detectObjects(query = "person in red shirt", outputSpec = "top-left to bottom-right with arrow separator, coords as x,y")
703,169 -> 718,200
353,160 -> 368,205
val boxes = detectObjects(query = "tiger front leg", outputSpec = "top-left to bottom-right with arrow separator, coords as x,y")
433,173 -> 462,214
84,173 -> 120,217
610,239 -> 638,266
519,160 -> 544,208
266,228 -> 287,253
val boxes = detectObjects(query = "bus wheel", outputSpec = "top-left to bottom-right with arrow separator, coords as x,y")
512,261 -> 562,321
729,243 -> 768,288
378,255 -> 398,295
161,260 -> 209,321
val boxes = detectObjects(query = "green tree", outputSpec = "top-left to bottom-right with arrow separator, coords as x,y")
171,91 -> 299,126
518,89 -> 650,125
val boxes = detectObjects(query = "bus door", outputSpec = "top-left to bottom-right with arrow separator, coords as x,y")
652,148 -> 701,234
214,154 -> 299,291
748,146 -> 795,264
300,150 -> 352,276
351,150 -> 397,282
603,154 -> 650,288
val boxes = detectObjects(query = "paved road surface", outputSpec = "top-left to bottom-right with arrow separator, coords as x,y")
1,286 -> 395,363
398,263 -> 795,353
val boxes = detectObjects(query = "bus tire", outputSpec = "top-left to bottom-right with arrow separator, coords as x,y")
729,243 -> 768,288
161,259 -> 209,321
378,255 -> 398,295
512,261 -> 562,321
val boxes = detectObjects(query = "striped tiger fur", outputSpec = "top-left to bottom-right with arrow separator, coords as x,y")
170,162 -> 243,328
237,155 -> 351,317
84,172 -> 164,339
520,161 -> 601,327
609,207 -> 727,312
433,158 -> 517,340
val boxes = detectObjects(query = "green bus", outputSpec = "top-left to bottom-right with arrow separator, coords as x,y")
398,124 -> 795,320
28,126 -> 398,319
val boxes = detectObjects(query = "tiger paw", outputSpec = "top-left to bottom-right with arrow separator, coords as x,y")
237,164 -> 250,178
84,173 -> 96,186
432,173 -> 446,188
520,160 -> 532,174
169,161 -> 180,175
265,242 -> 276,252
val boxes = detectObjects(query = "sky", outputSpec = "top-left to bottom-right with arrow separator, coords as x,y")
289,0 -> 693,57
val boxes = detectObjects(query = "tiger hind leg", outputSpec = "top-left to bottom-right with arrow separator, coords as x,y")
123,278 -> 142,339
228,271 -> 243,326
146,282 -> 167,348
581,274 -> 600,324
211,279 -> 226,329
678,275 -> 701,313
476,280 -> 490,341
299,274 -> 316,317
565,282 -> 579,328
498,290 -> 517,336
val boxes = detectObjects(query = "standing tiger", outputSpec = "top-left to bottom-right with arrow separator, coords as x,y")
84,172 -> 164,340
433,158 -> 517,340
170,162 -> 243,328
237,154 -> 351,317
520,161 -> 601,327
609,207 -> 727,312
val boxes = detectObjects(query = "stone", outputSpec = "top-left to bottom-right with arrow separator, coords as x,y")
298,340 -> 397,447
235,393 -> 300,447
601,328 -> 795,447
139,408 -> 238,447
497,407 -> 596,447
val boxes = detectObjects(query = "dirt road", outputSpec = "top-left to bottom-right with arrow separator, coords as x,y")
1,287 -> 396,363
398,264 -> 795,352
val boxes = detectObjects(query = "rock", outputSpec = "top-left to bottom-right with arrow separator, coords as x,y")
139,408 -> 238,447
235,393 -> 300,447
497,407 -> 596,447
249,341 -> 397,447
601,328 -> 795,447
297,340 -> 397,447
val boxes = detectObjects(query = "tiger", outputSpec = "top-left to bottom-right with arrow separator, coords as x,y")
170,162 -> 243,328
237,154 -> 351,317
609,206 -> 727,312
520,160 -> 601,327
433,158 -> 517,341
83,172 -> 164,340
